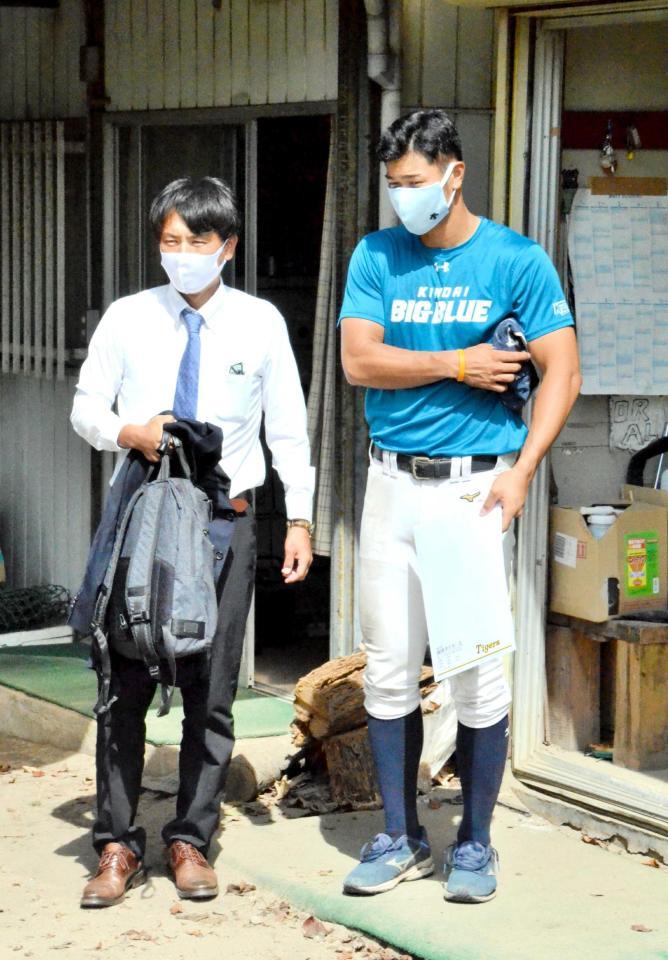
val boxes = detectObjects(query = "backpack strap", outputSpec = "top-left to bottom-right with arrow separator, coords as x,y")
128,449 -> 185,716
159,432 -> 191,480
125,477 -> 168,690
156,630 -> 178,718
90,481 -> 149,716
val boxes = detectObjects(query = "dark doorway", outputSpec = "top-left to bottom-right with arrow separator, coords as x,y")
253,114 -> 331,697
109,112 -> 332,698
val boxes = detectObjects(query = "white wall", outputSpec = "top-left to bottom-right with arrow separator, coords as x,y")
0,0 -> 86,120
0,374 -> 91,593
105,0 -> 339,111
563,23 -> 668,112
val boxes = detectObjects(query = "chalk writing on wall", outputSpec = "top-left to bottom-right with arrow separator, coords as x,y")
609,396 -> 667,452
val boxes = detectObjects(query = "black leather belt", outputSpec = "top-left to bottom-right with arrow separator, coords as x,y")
371,443 -> 497,481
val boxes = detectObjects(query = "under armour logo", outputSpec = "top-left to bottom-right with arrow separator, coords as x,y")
429,212 -> 439,220
434,261 -> 450,273
460,490 -> 481,503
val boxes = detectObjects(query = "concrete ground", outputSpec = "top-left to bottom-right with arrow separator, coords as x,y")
1,734 -> 667,960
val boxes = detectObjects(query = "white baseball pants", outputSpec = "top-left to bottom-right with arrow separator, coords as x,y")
359,452 -> 514,728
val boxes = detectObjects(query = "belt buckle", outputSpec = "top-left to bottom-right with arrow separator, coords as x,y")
410,456 -> 432,480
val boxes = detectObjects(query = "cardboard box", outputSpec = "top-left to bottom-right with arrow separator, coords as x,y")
549,502 -> 668,622
622,484 -> 668,510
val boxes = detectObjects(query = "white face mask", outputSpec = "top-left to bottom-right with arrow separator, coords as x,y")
160,241 -> 227,294
387,161 -> 457,236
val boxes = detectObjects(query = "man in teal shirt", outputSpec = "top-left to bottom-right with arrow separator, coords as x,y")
339,109 -> 581,903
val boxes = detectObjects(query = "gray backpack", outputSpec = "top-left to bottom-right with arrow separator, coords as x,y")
90,440 -> 218,717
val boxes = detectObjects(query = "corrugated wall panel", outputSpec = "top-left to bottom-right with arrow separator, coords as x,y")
0,374 -> 91,594
324,0 -> 338,101
305,0 -> 327,102
267,1 -> 289,104
230,0 -> 251,106
249,1 -> 269,105
401,1 -> 495,217
197,2 -> 216,108
110,0 -> 134,112
453,111 -> 492,217
180,0 -> 199,109
163,4 -> 181,109
286,0 -> 307,102
402,1 -> 495,110
131,0 -> 150,112
456,7 -> 495,110
147,0 -> 166,110
0,1 -> 86,121
105,0 -> 338,110
401,0 -> 423,107
214,1 -> 233,107
421,3 -> 457,106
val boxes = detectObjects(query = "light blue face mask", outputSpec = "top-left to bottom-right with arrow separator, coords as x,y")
386,160 -> 457,236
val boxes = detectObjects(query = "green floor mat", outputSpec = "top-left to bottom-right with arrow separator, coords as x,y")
0,643 -> 294,743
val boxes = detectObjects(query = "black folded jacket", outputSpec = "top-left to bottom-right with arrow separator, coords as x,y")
489,318 -> 539,413
69,418 -> 235,637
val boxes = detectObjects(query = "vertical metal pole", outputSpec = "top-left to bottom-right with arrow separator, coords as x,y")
102,121 -> 117,309
22,123 -> 33,375
0,124 -> 10,374
238,120 -> 258,689
508,18 -> 531,235
136,127 -> 144,290
44,121 -> 54,380
491,9 -> 511,226
330,0 -> 378,659
512,26 -> 566,768
244,119 -> 258,297
11,124 -> 21,374
33,123 -> 44,378
55,120 -> 65,381
547,32 -> 564,260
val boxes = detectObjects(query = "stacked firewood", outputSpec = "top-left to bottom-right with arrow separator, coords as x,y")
291,651 -> 440,808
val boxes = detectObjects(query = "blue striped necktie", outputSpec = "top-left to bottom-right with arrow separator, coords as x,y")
173,308 -> 204,420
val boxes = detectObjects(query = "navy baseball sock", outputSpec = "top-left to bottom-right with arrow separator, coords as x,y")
456,714 -> 509,847
366,706 -> 423,840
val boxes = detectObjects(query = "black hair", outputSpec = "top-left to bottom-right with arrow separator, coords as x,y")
377,109 -> 463,165
149,176 -> 241,241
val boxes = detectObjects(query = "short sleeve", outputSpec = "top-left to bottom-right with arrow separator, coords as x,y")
511,244 -> 574,342
338,238 -> 386,327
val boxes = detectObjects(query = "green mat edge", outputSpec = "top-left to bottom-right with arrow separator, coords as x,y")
220,854 -> 668,960
0,649 -> 294,741
0,672 -> 94,721
219,854 -> 481,960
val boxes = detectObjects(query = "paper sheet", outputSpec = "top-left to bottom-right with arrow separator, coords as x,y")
415,503 -> 515,682
568,190 -> 668,395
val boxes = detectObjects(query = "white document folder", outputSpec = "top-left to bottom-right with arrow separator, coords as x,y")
415,500 -> 515,681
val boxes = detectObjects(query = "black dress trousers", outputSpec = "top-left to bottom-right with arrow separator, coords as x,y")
92,507 -> 257,859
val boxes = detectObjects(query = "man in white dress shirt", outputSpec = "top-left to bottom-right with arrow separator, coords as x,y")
71,176 -> 314,907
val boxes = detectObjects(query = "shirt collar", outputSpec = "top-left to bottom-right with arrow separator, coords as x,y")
165,280 -> 227,329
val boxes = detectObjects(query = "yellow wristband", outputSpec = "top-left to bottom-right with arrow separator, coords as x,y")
456,349 -> 466,383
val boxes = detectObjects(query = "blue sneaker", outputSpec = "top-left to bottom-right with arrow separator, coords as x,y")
443,841 -> 499,903
343,828 -> 433,895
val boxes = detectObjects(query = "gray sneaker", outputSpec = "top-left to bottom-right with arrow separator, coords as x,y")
343,828 -> 434,895
443,841 -> 499,903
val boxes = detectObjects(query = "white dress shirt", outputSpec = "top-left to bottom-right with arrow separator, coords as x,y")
71,281 -> 315,520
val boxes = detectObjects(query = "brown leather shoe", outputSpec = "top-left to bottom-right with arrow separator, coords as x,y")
80,842 -> 146,908
167,840 -> 218,899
